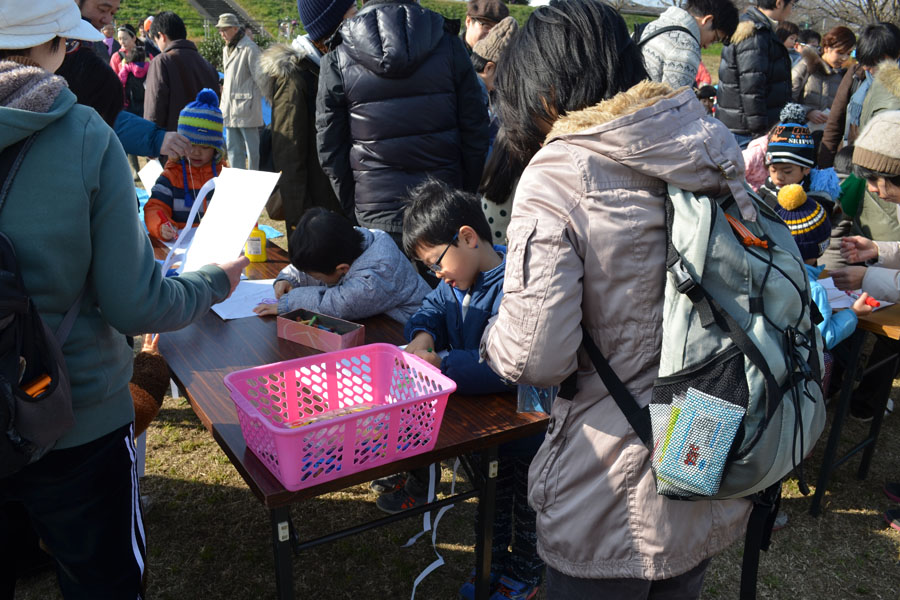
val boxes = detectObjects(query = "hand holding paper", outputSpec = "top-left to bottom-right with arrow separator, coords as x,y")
218,256 -> 250,300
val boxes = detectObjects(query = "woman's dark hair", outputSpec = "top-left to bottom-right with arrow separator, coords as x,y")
56,48 -> 124,127
687,0 -> 739,39
149,11 -> 187,41
853,164 -> 900,187
495,0 -> 648,165
833,145 -> 854,176
821,26 -> 856,53
288,208 -> 365,274
0,36 -> 62,61
776,21 -> 800,44
857,23 -> 900,67
480,129 -> 526,204
471,52 -> 488,74
402,178 -> 493,257
118,24 -> 137,39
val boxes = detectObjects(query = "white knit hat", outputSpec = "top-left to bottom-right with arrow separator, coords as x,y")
0,0 -> 103,50
854,110 -> 900,177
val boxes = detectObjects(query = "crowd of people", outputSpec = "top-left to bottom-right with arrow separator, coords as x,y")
2,0 -> 900,598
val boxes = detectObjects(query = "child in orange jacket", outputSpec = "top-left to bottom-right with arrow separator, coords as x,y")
145,89 -> 228,241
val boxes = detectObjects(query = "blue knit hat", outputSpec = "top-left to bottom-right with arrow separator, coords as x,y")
775,184 -> 831,261
177,89 -> 224,156
297,0 -> 355,42
765,103 -> 816,168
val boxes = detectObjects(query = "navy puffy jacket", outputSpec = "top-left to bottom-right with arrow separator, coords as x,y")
716,6 -> 792,137
316,0 -> 489,233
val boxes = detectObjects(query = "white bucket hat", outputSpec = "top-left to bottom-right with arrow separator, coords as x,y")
0,0 -> 104,50
215,13 -> 241,29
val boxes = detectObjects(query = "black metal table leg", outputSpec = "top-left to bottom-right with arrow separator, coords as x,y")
474,447 -> 499,600
270,506 -> 296,600
858,353 -> 900,479
810,329 -> 865,517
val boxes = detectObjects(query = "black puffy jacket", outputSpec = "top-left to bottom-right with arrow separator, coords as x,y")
316,0 -> 489,233
716,7 -> 791,137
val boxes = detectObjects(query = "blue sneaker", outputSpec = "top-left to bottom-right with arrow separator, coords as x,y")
490,575 -> 539,600
459,569 -> 499,600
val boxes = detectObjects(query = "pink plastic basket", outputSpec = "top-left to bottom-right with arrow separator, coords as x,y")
223,343 -> 456,491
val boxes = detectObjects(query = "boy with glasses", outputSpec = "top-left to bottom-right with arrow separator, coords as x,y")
374,179 -> 544,600
371,178 -> 511,511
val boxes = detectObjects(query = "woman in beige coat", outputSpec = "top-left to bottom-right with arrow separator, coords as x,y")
482,1 -> 750,596
217,13 -> 264,169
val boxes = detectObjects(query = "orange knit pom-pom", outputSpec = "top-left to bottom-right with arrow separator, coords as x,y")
777,183 -> 807,211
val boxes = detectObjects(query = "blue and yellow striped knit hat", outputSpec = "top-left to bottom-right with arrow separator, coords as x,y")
178,89 -> 224,156
776,184 -> 831,261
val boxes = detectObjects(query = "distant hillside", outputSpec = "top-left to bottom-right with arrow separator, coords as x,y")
115,0 -> 651,40
114,0 -> 207,38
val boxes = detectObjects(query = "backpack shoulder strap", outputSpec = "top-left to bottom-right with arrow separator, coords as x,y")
580,324 -> 653,445
0,135 -> 83,345
0,135 -> 38,212
637,24 -> 699,48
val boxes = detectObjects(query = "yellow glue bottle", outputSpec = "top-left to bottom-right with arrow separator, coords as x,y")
245,223 -> 267,263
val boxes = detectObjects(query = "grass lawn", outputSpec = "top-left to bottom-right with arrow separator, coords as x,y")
12,240 -> 900,600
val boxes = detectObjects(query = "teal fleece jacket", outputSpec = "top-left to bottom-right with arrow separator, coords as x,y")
0,86 -> 230,449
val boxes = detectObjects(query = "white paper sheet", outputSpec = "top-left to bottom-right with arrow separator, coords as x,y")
211,279 -> 277,320
181,168 -> 281,273
137,159 -> 163,192
819,277 -> 894,311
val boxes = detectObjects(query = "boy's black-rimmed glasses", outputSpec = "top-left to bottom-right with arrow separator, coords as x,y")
427,232 -> 458,273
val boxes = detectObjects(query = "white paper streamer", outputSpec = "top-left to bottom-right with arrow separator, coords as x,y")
159,177 -> 216,276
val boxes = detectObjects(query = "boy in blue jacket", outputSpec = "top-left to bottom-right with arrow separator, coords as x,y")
373,179 -> 543,600
401,189 -> 509,394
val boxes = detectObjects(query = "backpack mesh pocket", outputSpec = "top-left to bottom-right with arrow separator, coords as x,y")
652,345 -> 749,410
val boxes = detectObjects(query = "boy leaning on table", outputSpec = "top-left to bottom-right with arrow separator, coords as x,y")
252,207 -> 430,323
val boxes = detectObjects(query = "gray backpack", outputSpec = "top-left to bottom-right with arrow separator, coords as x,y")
576,184 -> 825,600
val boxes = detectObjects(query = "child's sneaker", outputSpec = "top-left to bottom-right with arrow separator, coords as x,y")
370,472 -> 407,494
458,569 -> 499,600
772,510 -> 789,531
490,576 -> 539,600
374,486 -> 428,514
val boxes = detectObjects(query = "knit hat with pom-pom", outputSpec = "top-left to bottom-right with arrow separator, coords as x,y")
177,88 -> 224,156
776,183 -> 831,261
766,103 -> 816,168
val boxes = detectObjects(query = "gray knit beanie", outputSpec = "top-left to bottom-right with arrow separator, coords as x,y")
854,110 -> 900,176
472,16 -> 518,63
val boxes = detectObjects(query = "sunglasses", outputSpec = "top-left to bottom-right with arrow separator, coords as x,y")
425,233 -> 458,273
64,39 -> 81,54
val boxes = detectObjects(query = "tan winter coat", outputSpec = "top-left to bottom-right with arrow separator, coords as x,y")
482,81 -> 751,580
221,34 -> 264,127
792,47 -> 845,114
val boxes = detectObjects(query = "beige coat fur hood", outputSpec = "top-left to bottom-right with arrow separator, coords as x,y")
483,81 -> 751,580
